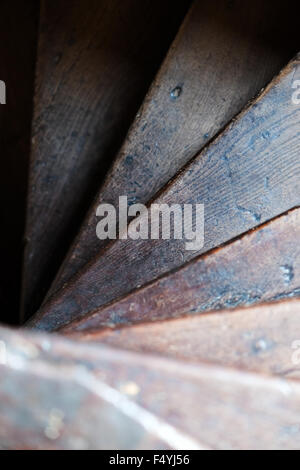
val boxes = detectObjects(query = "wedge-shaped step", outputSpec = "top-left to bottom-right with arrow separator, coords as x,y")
31,56 -> 300,331
2,327 -> 300,450
21,0 -> 189,320
71,298 -> 300,381
47,0 -> 298,298
60,208 -> 300,333
0,328 -> 197,450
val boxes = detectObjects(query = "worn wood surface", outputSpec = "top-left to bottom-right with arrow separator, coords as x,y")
2,326 -> 300,450
60,208 -> 300,333
31,56 -> 300,331
47,0 -> 299,299
0,328 -> 197,450
21,0 -> 190,321
0,1 -> 39,324
73,298 -> 300,381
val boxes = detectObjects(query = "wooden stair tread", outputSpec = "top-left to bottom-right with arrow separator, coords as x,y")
69,297 -> 300,381
1,0 -> 300,451
60,208 -> 300,333
21,0 -> 189,320
2,326 -> 300,449
30,56 -> 300,331
46,0 -> 297,299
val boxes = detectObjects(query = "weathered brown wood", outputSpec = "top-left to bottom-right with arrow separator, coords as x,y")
60,208 -> 300,333
21,0 -> 190,320
31,56 -> 300,331
72,298 -> 300,381
0,329 -> 192,450
0,1 -> 39,324
2,326 -> 300,450
47,0 -> 299,299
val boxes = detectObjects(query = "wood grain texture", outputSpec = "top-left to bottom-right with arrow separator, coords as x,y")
21,0 -> 190,320
47,0 -> 299,298
2,326 -> 300,450
73,298 -> 300,381
0,1 -> 39,324
31,56 -> 300,331
0,329 -> 187,450
60,208 -> 300,333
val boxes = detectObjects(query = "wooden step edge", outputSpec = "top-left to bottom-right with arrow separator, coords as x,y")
1,326 -> 300,449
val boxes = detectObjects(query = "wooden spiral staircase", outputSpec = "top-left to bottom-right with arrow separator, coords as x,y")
0,0 -> 299,450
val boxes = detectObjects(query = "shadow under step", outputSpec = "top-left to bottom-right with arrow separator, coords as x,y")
0,1 -> 39,325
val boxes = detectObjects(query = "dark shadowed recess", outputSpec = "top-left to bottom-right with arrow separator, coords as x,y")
0,1 -> 40,325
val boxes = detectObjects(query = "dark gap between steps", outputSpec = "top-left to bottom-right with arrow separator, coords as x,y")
0,1 -> 40,326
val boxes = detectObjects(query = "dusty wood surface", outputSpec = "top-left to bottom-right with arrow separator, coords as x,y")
21,0 -> 189,320
31,56 -> 300,331
0,1 -> 39,324
47,0 -> 298,298
0,329 -> 180,450
1,326 -> 300,450
60,208 -> 300,333
72,298 -> 300,381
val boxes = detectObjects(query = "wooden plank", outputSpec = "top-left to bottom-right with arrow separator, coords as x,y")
2,327 -> 300,450
70,298 -> 300,381
47,0 -> 299,298
21,0 -> 190,320
60,208 -> 300,333
0,329 -> 186,450
31,55 -> 300,331
0,1 -> 39,324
